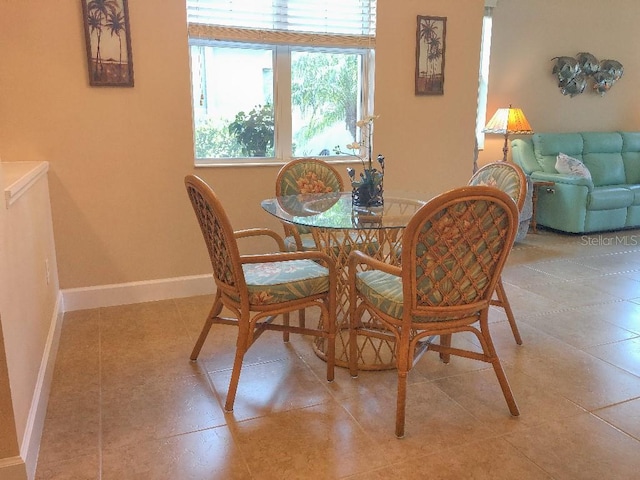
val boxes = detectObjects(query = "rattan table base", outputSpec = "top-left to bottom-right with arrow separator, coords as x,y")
310,226 -> 403,370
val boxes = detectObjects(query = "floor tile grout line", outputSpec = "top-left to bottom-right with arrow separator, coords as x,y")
98,307 -> 104,480
502,296 -> 640,320
585,409 -> 640,444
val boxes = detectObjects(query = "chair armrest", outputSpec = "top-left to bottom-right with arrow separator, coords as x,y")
530,172 -> 593,189
348,250 -> 402,277
234,228 -> 286,252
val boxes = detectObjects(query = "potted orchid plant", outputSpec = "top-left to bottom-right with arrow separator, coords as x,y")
337,115 -> 385,208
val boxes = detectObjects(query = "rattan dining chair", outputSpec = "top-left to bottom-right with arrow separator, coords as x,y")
348,186 -> 520,438
275,158 -> 380,330
468,161 -> 527,345
275,158 -> 344,251
185,174 -> 337,412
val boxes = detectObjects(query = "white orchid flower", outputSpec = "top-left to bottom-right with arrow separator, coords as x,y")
356,114 -> 378,128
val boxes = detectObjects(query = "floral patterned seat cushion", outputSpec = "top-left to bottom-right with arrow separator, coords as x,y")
356,270 -> 404,319
356,269 -> 475,323
239,259 -> 329,305
283,232 -> 320,251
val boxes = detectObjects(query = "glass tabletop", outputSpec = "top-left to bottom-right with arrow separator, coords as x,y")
261,191 -> 428,230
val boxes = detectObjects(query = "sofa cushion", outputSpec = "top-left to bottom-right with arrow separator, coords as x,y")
620,132 -> 640,151
582,153 -> 626,186
582,132 -> 623,154
622,152 -> 640,184
623,184 -> 640,206
555,152 -> 592,180
533,133 -> 583,173
621,132 -> 640,184
580,132 -> 626,186
587,186 -> 634,211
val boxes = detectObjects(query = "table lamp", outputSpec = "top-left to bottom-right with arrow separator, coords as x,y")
483,105 -> 534,162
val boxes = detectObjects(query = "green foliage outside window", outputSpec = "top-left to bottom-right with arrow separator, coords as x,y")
193,51 -> 360,159
228,104 -> 275,157
291,53 -> 358,144
194,119 -> 243,159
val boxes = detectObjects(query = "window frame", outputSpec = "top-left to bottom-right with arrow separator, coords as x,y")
187,0 -> 377,167
475,5 -> 494,151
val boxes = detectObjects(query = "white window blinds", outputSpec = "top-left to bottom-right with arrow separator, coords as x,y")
187,0 -> 377,48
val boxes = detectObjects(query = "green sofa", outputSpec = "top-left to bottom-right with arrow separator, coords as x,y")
511,132 -> 640,233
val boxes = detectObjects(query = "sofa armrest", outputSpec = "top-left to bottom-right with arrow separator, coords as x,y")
530,171 -> 594,189
511,138 -> 539,174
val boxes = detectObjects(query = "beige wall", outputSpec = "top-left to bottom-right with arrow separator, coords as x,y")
480,0 -> 640,164
0,153 -> 21,464
0,0 -> 204,290
375,0 -> 484,193
0,0 -> 485,290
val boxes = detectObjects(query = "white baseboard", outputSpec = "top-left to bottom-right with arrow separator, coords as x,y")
13,292 -> 63,480
61,274 -> 215,312
0,456 -> 27,480
14,277 -> 214,478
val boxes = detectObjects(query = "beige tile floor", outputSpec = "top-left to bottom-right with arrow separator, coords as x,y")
35,229 -> 640,479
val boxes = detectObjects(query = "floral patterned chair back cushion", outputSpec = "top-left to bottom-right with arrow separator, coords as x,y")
411,196 -> 511,309
277,158 -> 344,196
276,159 -> 344,241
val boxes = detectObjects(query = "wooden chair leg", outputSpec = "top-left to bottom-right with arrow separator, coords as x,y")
190,293 -> 223,361
283,312 -> 290,342
224,330 -> 249,412
439,334 -> 452,364
324,308 -> 335,383
491,357 -> 520,416
394,333 -> 412,439
479,316 -> 520,417
395,371 -> 408,438
348,302 -> 360,378
496,277 -> 523,345
298,308 -> 306,329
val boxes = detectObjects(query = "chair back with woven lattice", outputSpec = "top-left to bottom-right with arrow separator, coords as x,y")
276,158 -> 344,239
401,186 -> 518,318
185,175 -> 246,299
468,162 -> 527,211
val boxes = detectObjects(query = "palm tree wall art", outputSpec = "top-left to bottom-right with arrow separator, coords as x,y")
81,0 -> 134,87
415,15 -> 446,95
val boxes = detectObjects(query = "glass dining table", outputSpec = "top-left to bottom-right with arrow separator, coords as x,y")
261,191 -> 429,370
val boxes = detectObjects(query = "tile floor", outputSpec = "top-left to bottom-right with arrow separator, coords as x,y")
35,229 -> 640,479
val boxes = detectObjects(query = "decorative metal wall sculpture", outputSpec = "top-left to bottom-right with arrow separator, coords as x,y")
551,53 -> 623,97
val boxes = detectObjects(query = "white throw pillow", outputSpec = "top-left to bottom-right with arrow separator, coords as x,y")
555,152 -> 592,180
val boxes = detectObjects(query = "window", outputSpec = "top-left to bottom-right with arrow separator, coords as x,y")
475,5 -> 494,150
187,0 -> 377,165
